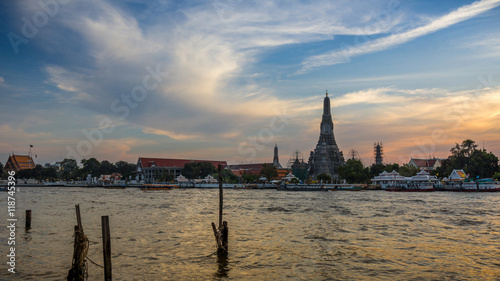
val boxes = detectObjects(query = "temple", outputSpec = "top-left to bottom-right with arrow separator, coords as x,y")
308,91 -> 345,179
273,143 -> 282,168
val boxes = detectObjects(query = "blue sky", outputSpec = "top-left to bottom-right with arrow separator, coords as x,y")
1,0 -> 500,167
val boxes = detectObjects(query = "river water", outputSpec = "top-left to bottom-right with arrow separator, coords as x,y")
1,187 -> 499,280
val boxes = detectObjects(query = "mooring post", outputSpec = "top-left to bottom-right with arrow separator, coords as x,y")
67,204 -> 88,281
101,216 -> 112,281
218,164 -> 223,227
75,204 -> 83,232
25,210 -> 32,230
211,165 -> 228,256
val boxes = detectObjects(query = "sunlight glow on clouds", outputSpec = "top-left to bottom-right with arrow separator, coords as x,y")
1,0 -> 499,165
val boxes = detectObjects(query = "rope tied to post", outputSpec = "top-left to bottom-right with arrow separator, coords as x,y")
67,228 -> 89,281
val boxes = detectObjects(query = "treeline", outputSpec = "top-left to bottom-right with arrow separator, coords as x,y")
338,139 -> 500,184
0,158 -> 136,181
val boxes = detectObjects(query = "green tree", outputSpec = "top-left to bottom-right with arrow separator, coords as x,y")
317,173 -> 333,182
159,171 -> 174,182
60,158 -> 78,180
399,163 -> 419,177
241,173 -> 259,183
338,159 -> 371,184
493,172 -> 500,181
211,169 -> 239,183
99,160 -> 116,175
260,163 -> 277,182
81,158 -> 101,177
384,163 -> 400,172
290,177 -> 300,184
115,161 -> 136,180
183,162 -> 217,179
370,164 -> 385,178
468,150 -> 498,179
0,162 -> 3,172
43,167 -> 58,181
443,139 -> 499,179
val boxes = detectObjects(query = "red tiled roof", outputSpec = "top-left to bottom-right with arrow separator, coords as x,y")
227,163 -> 266,170
411,159 -> 437,168
138,157 -> 227,169
4,155 -> 35,171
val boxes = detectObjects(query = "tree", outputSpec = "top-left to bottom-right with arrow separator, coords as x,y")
445,139 -> 499,179
316,173 -> 332,183
370,164 -> 385,178
260,163 -> 277,182
115,161 -> 136,180
81,158 -> 101,177
183,162 -> 216,179
212,169 -> 239,183
60,158 -> 78,180
468,150 -> 498,179
290,177 -> 300,184
0,162 -> 3,172
99,160 -> 116,175
384,163 -> 400,172
241,173 -> 259,183
17,165 -> 57,181
338,159 -> 371,184
493,172 -> 500,181
159,171 -> 174,182
398,163 -> 419,177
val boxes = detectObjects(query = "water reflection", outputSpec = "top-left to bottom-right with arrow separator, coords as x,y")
213,254 -> 229,280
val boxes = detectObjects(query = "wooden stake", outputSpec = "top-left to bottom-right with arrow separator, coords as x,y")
25,210 -> 31,230
218,164 -> 223,227
75,204 -> 83,232
102,216 -> 112,281
67,204 -> 88,281
211,165 -> 228,256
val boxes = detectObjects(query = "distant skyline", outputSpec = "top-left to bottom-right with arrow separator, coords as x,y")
1,0 -> 500,167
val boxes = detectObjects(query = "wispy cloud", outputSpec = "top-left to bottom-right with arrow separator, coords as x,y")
297,0 -> 500,74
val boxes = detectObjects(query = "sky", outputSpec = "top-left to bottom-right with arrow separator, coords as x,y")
1,0 -> 500,167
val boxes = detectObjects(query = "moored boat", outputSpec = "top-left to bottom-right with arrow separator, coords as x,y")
141,184 -> 178,190
277,184 -> 327,191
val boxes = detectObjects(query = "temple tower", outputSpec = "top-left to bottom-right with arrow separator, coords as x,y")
308,91 -> 345,178
273,143 -> 282,168
374,142 -> 383,165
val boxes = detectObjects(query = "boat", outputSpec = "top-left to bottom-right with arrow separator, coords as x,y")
277,184 -> 327,191
326,184 -> 368,191
104,185 -> 126,189
446,179 -> 500,192
141,184 -> 178,191
386,183 -> 436,192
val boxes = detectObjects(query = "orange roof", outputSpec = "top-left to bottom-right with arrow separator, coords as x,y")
4,155 -> 35,171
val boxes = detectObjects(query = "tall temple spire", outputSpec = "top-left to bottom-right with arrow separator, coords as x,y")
273,143 -> 282,168
308,91 -> 345,179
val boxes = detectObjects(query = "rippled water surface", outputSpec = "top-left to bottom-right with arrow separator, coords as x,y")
1,187 -> 500,280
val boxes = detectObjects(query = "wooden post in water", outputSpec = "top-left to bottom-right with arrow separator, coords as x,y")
101,216 -> 112,281
25,210 -> 32,230
211,165 -> 228,256
218,165 -> 223,228
67,204 -> 89,281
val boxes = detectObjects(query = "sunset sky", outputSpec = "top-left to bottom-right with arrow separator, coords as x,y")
1,0 -> 500,167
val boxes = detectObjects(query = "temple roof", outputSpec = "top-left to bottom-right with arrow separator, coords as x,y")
137,157 -> 227,169
4,154 -> 35,171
